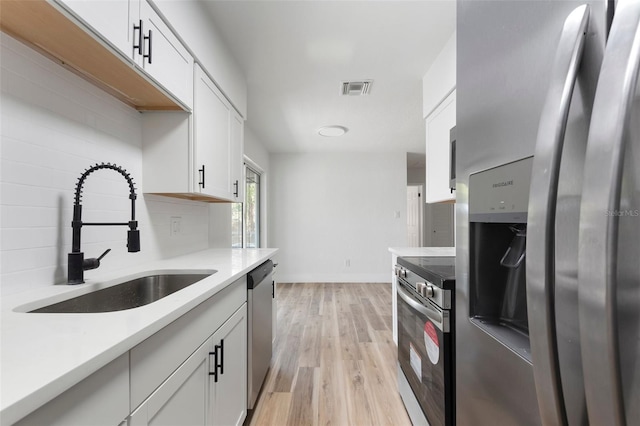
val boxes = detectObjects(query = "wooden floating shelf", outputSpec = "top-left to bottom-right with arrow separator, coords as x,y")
147,193 -> 236,203
0,0 -> 184,111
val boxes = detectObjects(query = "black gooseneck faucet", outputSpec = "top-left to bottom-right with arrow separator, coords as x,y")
68,163 -> 140,284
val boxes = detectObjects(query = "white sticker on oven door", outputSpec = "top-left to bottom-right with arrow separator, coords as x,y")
409,342 -> 422,382
424,320 -> 440,364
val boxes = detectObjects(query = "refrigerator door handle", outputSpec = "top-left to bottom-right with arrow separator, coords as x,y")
526,5 -> 590,425
578,2 -> 640,425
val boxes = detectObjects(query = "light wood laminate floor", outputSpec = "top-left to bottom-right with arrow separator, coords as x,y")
248,282 -> 412,426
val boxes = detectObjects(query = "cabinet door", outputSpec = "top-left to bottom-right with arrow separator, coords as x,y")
209,304 -> 247,426
194,65 -> 233,200
56,0 -> 138,59
139,0 -> 193,109
272,280 -> 277,344
230,111 -> 244,202
391,254 -> 399,345
425,90 -> 456,203
129,340 -> 209,426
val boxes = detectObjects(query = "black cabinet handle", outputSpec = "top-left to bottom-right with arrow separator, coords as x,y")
143,30 -> 152,64
208,351 -> 217,381
208,339 -> 224,382
233,180 -> 239,197
449,129 -> 456,192
133,20 -> 143,55
199,165 -> 205,189
218,339 -> 224,375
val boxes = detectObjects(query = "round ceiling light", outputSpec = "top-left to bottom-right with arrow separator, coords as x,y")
318,125 -> 348,137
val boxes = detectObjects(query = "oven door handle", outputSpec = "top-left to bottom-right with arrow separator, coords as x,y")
397,284 -> 449,332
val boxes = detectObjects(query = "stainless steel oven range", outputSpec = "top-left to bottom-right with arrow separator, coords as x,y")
395,256 -> 455,426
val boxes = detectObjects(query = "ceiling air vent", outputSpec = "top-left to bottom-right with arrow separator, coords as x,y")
341,80 -> 373,96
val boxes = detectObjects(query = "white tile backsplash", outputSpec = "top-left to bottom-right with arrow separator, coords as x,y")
0,33 -> 209,296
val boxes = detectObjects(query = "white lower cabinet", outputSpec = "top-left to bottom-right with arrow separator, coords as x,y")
208,305 -> 247,426
128,303 -> 247,426
128,278 -> 248,426
14,276 -> 255,426
16,354 -> 129,426
391,253 -> 398,345
129,341 -> 209,426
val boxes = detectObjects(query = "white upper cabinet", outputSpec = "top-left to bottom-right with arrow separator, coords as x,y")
54,0 -> 193,109
55,0 -> 138,59
138,0 -> 193,109
194,64 -> 233,200
141,65 -> 245,203
423,31 -> 456,204
425,90 -> 456,203
230,111 -> 244,202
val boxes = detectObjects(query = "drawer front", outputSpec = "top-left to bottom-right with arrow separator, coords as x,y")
130,277 -> 246,410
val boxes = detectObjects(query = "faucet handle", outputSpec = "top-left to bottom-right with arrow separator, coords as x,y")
97,248 -> 111,261
83,248 -> 111,271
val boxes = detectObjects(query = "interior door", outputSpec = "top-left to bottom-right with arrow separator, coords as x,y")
407,186 -> 422,247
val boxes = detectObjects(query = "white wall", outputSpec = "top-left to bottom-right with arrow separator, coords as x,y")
407,166 -> 426,186
208,204 -> 232,248
244,127 -> 269,171
0,34 -> 209,296
270,152 -> 407,283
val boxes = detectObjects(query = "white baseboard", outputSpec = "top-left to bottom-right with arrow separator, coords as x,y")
275,273 -> 390,283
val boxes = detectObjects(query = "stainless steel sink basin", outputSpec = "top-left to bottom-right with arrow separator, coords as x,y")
29,272 -> 215,313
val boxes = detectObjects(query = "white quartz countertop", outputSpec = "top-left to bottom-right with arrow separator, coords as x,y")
388,247 -> 456,257
0,248 -> 278,424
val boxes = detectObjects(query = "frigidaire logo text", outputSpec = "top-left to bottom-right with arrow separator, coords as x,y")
492,180 -> 514,188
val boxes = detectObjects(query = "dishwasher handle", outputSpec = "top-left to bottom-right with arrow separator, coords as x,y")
247,259 -> 274,289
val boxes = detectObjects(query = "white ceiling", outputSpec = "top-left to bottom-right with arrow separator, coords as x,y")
203,1 -> 456,154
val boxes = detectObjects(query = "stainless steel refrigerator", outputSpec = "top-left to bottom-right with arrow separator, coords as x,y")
456,0 -> 640,424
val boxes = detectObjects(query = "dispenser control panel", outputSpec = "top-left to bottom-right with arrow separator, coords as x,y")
469,156 -> 533,223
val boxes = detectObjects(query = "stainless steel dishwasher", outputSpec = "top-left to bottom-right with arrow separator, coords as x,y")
247,259 -> 274,410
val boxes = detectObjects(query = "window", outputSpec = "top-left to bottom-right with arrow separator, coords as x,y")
244,167 -> 260,248
231,164 -> 261,248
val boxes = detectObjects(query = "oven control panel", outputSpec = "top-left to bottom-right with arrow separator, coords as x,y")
395,265 -> 451,309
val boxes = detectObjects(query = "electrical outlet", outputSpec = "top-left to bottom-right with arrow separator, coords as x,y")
170,216 -> 182,236
345,259 -> 351,267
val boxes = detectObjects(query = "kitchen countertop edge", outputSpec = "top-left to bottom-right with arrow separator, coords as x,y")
0,248 -> 278,425
388,247 -> 456,257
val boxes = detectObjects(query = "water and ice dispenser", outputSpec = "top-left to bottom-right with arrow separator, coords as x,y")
468,157 -> 534,361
